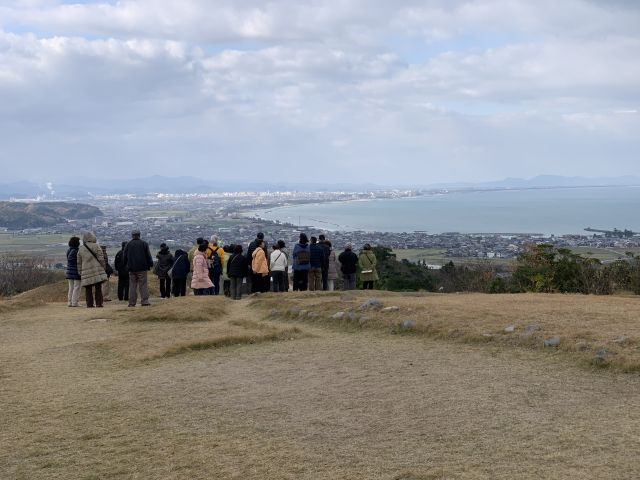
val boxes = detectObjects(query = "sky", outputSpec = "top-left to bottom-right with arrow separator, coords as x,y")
0,0 -> 639,185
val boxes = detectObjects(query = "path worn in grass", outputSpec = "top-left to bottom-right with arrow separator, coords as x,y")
1,293 -> 640,479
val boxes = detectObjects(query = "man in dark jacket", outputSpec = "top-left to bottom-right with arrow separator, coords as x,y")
338,244 -> 358,290
114,241 -> 129,301
318,234 -> 331,290
308,236 -> 326,291
123,229 -> 153,307
227,244 -> 248,300
170,248 -> 190,297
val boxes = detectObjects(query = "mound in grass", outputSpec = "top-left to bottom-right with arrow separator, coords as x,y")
128,296 -> 228,323
249,291 -> 640,372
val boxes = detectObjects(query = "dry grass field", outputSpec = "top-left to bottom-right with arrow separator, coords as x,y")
2,286 -> 640,479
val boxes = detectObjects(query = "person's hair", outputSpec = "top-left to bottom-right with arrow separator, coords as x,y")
325,240 -> 332,248
363,243 -> 372,250
319,234 -> 326,241
223,244 -> 233,253
277,240 -> 286,248
257,232 -> 264,239
257,240 -> 265,248
234,244 -> 243,254
299,233 -> 308,244
160,243 -> 167,249
196,237 -> 204,245
310,236 -> 317,244
68,236 -> 80,248
121,241 -> 127,249
272,244 -> 279,250
198,243 -> 208,252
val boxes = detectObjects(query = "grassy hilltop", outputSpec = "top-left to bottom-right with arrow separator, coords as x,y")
2,284 -> 640,479
0,201 -> 103,229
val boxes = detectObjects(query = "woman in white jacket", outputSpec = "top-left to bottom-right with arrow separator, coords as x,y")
269,244 -> 288,292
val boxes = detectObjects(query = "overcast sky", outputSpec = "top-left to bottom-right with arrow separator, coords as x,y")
1,0 -> 639,185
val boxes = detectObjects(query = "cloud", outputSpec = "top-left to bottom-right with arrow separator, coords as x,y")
0,1 -> 639,184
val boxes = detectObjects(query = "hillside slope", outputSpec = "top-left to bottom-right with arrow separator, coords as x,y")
0,201 -> 103,229
2,292 -> 640,479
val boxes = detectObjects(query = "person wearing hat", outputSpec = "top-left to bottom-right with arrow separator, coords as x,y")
338,243 -> 358,290
154,243 -> 174,298
123,229 -> 154,307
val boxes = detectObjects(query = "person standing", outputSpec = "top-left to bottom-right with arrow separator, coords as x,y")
170,248 -> 190,297
358,243 -> 378,290
65,236 -> 81,307
191,242 -> 214,295
318,234 -> 331,290
251,240 -> 270,293
227,244 -> 248,300
154,243 -> 174,298
206,236 -> 224,295
222,244 -> 233,297
188,237 -> 205,264
308,236 -> 325,291
247,232 -> 267,293
123,229 -> 154,307
292,233 -> 311,291
269,243 -> 288,292
77,231 -> 108,308
326,240 -> 339,291
277,240 -> 290,291
114,241 -> 129,302
100,245 -> 113,302
338,244 -> 358,290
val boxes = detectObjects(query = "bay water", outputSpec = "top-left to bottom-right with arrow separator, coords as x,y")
249,186 -> 640,235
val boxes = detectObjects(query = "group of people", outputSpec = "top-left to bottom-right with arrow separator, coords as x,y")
65,229 -> 379,308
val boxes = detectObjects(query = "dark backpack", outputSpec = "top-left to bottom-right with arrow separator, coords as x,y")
207,248 -> 222,272
296,247 -> 310,265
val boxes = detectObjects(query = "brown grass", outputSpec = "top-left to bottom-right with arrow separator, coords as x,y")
3,292 -> 640,478
250,291 -> 640,371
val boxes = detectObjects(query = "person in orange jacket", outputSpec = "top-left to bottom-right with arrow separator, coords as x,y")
251,240 -> 270,293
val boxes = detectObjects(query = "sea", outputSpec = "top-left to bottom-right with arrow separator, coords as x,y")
247,186 -> 640,235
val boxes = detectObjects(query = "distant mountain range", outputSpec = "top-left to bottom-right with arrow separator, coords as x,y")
1,175 -> 639,199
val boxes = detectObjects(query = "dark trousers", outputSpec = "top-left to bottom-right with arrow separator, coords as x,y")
284,267 -> 290,291
362,280 -> 374,290
271,271 -> 285,292
343,273 -> 356,290
210,269 -> 221,295
117,274 -> 129,301
85,282 -> 104,307
321,267 -> 328,290
293,270 -> 309,291
230,277 -> 243,300
194,287 -> 213,295
223,279 -> 231,297
172,277 -> 187,297
159,277 -> 172,298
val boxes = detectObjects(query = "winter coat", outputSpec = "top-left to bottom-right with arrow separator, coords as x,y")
338,250 -> 358,275
187,244 -> 198,265
247,238 -> 268,270
77,232 -> 108,287
191,250 -> 213,289
318,242 -> 331,269
227,253 -> 248,278
114,249 -> 128,275
269,249 -> 288,272
155,249 -> 174,279
252,248 -> 269,275
327,250 -> 339,280
309,243 -> 326,268
292,243 -> 311,271
66,247 -> 80,280
170,249 -> 190,279
123,238 -> 153,272
222,253 -> 230,281
358,250 -> 379,282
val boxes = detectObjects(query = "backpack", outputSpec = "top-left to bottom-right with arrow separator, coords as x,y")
296,246 -> 310,265
207,248 -> 222,272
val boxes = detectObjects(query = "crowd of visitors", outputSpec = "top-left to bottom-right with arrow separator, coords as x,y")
66,230 -> 379,307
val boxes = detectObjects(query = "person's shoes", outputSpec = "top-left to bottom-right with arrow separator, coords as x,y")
87,306 -> 94,308
96,305 -> 103,308
141,303 -> 151,307
128,304 -> 136,308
